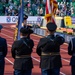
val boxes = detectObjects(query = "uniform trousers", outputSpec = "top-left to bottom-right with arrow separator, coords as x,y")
41,68 -> 60,75
14,69 -> 32,75
71,66 -> 75,75
0,55 -> 5,75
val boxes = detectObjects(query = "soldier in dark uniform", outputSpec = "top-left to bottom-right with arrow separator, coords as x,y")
0,25 -> 8,75
11,27 -> 34,75
23,14 -> 28,26
68,38 -> 75,75
36,22 -> 65,75
23,14 -> 33,39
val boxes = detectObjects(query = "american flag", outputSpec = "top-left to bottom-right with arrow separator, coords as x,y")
45,0 -> 58,23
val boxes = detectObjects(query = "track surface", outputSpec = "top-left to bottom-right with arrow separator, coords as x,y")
0,25 -> 72,75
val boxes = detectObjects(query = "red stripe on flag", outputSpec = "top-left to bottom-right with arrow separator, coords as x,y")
46,0 -> 49,14
46,0 -> 50,22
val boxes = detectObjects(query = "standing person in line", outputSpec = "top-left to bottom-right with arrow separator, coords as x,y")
23,14 -> 33,39
68,38 -> 75,75
11,27 -> 34,75
23,14 -> 28,26
0,25 -> 8,75
36,22 -> 65,75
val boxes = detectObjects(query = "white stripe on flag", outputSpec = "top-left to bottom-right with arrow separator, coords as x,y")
47,0 -> 51,14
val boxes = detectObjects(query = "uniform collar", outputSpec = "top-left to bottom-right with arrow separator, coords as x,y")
47,34 -> 55,38
21,36 -> 27,39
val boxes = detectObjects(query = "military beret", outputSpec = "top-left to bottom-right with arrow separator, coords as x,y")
46,22 -> 57,31
20,27 -> 29,34
23,14 -> 28,20
0,25 -> 3,30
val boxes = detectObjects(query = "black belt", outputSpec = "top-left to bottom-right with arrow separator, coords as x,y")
15,55 -> 31,58
41,52 -> 60,56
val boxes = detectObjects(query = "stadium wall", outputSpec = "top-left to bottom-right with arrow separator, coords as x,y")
0,16 -> 74,43
0,16 -> 42,24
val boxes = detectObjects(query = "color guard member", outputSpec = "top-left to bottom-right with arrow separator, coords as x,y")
11,27 -> 34,75
0,25 -> 8,75
36,22 -> 65,75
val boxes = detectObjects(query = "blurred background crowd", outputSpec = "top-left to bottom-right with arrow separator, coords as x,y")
0,0 -> 75,16
56,1 -> 75,17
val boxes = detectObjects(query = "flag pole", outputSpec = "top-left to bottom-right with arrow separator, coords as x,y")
14,0 -> 24,40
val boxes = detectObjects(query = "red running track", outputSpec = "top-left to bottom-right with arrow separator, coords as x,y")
0,25 -> 72,75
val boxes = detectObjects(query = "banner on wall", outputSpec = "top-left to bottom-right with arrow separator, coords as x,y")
0,16 -> 43,24
0,16 -> 18,23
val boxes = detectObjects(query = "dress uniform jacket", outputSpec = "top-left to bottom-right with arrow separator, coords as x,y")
0,37 -> 7,57
0,37 -> 7,75
68,38 -> 75,65
11,37 -> 34,70
36,35 -> 65,69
